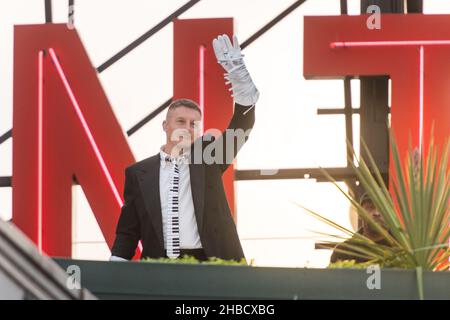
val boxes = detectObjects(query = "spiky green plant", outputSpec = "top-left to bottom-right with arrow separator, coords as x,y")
299,133 -> 449,299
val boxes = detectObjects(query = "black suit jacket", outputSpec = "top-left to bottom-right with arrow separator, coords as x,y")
111,103 -> 255,261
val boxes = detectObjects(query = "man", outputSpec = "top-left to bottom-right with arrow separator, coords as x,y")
329,192 -> 390,263
110,34 -> 259,262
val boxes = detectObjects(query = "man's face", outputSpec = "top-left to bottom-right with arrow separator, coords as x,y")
361,200 -> 387,238
163,106 -> 202,149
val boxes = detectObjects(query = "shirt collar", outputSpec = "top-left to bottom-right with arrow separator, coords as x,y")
159,146 -> 190,168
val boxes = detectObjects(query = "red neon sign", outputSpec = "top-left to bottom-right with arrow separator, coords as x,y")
13,20 -> 233,258
48,48 -> 124,207
13,24 -> 136,257
304,14 -> 450,168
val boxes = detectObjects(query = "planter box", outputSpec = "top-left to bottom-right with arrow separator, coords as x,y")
53,258 -> 450,300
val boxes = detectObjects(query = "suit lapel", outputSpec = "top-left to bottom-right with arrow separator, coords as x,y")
136,155 -> 164,249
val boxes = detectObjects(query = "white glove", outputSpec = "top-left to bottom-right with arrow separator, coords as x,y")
212,34 -> 259,106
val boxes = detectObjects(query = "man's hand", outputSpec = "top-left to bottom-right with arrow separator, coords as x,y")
212,34 -> 259,106
212,34 -> 244,73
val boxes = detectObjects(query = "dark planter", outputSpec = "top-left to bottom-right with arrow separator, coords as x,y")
53,258 -> 450,300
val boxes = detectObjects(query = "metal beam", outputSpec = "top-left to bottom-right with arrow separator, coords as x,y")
241,0 -> 307,50
44,0 -> 52,23
343,77 -> 354,158
0,129 -> 11,145
407,0 -> 423,13
317,108 -> 360,115
96,0 -> 201,73
1,0 -> 310,144
68,0 -> 74,28
0,177 -> 11,188
126,0 -> 309,136
126,98 -> 172,136
340,0 -> 348,14
1,164 -> 387,187
358,0 -> 400,188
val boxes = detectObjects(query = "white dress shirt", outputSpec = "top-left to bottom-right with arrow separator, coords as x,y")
159,147 -> 202,250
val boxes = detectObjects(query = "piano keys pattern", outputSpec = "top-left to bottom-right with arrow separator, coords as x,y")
166,158 -> 180,258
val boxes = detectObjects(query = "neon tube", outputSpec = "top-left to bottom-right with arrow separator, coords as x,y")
38,50 -> 44,253
199,45 -> 206,135
419,46 -> 424,154
48,48 -> 143,256
331,40 -> 428,152
48,48 -> 123,208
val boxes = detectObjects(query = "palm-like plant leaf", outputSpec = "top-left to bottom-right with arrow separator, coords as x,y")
299,132 -> 449,272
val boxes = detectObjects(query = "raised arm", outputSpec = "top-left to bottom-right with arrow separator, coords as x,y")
211,34 -> 259,173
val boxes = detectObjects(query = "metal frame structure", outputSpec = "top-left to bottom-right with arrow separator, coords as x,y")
0,0 -> 423,196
